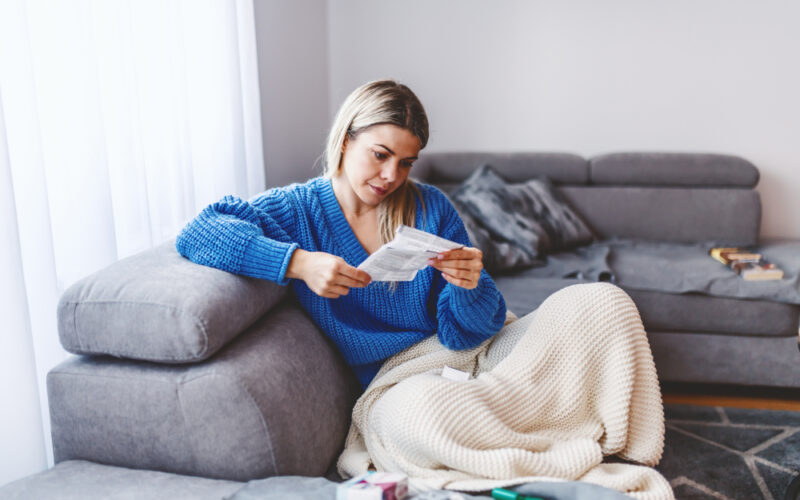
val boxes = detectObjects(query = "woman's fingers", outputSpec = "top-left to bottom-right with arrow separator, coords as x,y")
319,272 -> 369,298
438,247 -> 483,261
440,270 -> 478,289
305,254 -> 372,298
432,258 -> 481,270
435,266 -> 476,279
320,284 -> 350,298
431,261 -> 482,277
429,247 -> 482,289
429,249 -> 482,272
337,263 -> 372,286
335,272 -> 371,289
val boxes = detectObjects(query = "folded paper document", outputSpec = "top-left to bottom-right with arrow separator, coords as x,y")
357,225 -> 463,281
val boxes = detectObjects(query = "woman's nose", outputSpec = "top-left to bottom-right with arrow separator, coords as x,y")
381,162 -> 399,182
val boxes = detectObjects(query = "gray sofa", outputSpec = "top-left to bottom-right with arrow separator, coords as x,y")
3,151 -> 799,498
411,152 -> 800,389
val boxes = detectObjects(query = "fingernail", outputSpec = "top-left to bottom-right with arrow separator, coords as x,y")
427,259 -> 435,265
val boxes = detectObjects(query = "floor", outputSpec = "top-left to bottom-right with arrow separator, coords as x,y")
661,382 -> 800,411
657,399 -> 800,500
660,383 -> 800,500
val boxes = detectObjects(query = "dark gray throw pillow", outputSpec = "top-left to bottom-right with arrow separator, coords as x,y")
450,164 -> 594,271
456,207 -> 542,272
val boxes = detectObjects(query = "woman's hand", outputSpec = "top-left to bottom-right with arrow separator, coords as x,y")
286,249 -> 372,298
428,247 -> 483,290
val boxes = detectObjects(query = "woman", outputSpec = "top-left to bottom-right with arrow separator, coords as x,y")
176,79 -> 508,389
178,80 -> 670,497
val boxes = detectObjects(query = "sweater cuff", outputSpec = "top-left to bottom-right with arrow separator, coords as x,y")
449,272 -> 502,320
239,236 -> 298,285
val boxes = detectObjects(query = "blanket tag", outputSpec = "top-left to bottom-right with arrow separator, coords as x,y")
441,366 -> 470,381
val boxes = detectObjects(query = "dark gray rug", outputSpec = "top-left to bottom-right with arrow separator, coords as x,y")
657,403 -> 800,500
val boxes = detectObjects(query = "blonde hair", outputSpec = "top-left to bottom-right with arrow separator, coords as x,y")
323,80 -> 429,245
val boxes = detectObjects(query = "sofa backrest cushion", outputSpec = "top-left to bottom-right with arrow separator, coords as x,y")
57,240 -> 287,363
559,186 -> 761,245
412,152 -> 589,185
413,151 -> 761,246
590,152 -> 760,187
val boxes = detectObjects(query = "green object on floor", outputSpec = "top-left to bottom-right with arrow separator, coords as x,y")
491,487 -> 544,500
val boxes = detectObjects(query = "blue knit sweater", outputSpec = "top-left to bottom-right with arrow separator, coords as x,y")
175,177 -> 507,388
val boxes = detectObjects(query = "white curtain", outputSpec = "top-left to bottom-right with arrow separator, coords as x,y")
0,0 -> 265,485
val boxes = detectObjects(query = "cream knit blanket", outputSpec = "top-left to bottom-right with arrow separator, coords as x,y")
338,283 -> 674,499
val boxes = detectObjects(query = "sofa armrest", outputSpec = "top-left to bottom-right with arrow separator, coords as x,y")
57,240 -> 287,363
49,299 -> 361,480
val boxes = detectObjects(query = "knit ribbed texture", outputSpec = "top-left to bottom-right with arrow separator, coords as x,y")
176,177 -> 507,388
338,283 -> 673,500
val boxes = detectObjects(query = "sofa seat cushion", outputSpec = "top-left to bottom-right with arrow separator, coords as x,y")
648,332 -> 800,387
624,288 -> 799,337
0,461 -> 631,500
48,301 -> 360,482
494,275 -> 800,337
605,239 -> 800,305
0,460 -> 244,500
57,241 -> 287,363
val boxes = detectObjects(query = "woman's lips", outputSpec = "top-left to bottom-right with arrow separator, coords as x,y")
369,184 -> 388,196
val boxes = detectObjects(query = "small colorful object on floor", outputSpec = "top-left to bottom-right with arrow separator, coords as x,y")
491,487 -> 544,500
336,471 -> 409,500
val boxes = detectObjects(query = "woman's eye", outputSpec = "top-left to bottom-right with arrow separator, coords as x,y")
373,151 -> 388,160
401,161 -> 414,169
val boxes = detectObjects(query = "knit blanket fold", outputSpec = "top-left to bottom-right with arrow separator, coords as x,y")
338,283 -> 674,500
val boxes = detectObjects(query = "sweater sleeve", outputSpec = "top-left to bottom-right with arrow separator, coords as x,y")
427,188 -> 507,350
175,189 -> 299,285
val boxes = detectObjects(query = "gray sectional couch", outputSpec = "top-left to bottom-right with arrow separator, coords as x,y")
412,152 -> 800,388
3,151 -> 799,498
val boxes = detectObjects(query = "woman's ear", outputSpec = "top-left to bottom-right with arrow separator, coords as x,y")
341,136 -> 349,153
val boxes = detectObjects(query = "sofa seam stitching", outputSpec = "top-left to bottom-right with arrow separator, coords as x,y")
225,374 -> 279,476
176,376 -> 201,473
72,302 -> 82,351
66,301 -> 210,360
171,371 -> 279,477
52,369 -> 251,387
52,370 -> 199,383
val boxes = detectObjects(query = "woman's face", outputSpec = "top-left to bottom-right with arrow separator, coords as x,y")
337,124 -> 421,212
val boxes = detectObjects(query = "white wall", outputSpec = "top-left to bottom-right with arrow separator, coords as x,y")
327,0 -> 800,239
253,0 -> 330,188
